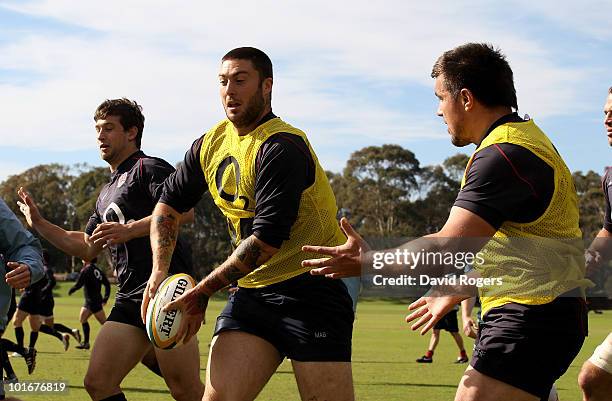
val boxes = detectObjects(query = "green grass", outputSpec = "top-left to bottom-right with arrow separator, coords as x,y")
4,284 -> 610,400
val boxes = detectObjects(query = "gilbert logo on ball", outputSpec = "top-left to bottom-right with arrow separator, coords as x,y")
146,273 -> 196,349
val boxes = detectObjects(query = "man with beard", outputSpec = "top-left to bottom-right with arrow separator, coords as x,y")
142,47 -> 355,401
17,98 -> 204,401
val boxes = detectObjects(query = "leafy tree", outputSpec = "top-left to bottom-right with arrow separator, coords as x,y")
414,153 -> 469,234
573,170 -> 605,241
0,164 -> 73,271
341,145 -> 421,236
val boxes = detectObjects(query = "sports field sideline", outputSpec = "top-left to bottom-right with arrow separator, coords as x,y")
4,283 -> 610,401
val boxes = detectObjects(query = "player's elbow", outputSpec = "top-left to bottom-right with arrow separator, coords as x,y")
180,209 -> 195,225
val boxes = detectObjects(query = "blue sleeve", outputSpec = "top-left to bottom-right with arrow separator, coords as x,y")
0,199 -> 44,286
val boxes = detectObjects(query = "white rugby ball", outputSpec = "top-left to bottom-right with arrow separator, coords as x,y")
146,273 -> 196,349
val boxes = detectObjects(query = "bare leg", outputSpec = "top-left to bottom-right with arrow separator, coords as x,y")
155,336 -> 204,401
454,365 -> 539,401
292,360 -> 355,401
83,321 -> 150,400
203,331 -> 282,401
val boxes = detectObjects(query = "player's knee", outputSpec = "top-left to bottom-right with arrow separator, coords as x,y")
84,371 -> 112,396
166,376 -> 203,401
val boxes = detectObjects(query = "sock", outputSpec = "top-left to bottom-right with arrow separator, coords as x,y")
100,392 -> 127,401
82,322 -> 90,344
29,331 -> 39,349
425,350 -> 434,358
460,350 -> 467,358
0,340 -> 4,376
1,339 -> 24,355
53,323 -> 72,334
39,324 -> 63,341
14,327 -> 24,349
1,347 -> 15,378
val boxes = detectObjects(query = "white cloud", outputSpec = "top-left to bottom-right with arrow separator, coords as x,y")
0,0 -> 607,164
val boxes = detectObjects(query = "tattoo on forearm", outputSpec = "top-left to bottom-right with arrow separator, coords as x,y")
201,236 -> 274,295
235,236 -> 263,270
225,265 -> 244,282
153,214 -> 178,268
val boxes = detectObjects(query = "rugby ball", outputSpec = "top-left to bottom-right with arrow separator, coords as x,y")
145,273 -> 196,349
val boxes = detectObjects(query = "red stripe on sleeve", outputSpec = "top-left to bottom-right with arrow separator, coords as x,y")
493,144 -> 540,199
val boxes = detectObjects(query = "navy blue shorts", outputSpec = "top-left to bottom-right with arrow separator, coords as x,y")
214,272 -> 354,362
471,292 -> 587,399
18,294 -> 53,317
434,310 -> 459,333
38,298 -> 54,317
108,300 -> 145,331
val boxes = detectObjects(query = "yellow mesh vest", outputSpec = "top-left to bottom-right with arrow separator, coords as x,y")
200,117 -> 346,287
460,120 -> 592,315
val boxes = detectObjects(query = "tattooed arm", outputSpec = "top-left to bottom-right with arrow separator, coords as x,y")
200,235 -> 277,294
162,234 -> 279,343
140,202 -> 182,323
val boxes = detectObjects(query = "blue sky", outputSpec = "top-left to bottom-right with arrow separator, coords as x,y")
0,1 -> 610,183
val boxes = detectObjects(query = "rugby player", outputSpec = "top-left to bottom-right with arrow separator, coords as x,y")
303,43 -> 591,401
578,87 -> 612,401
12,254 -> 69,351
17,98 -> 204,401
69,258 -> 111,349
415,306 -> 468,363
143,47 -> 355,401
12,251 -> 80,352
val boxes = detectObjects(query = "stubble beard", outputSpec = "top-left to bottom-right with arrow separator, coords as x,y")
229,86 -> 266,129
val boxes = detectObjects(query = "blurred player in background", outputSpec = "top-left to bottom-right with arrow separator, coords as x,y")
69,258 -> 111,349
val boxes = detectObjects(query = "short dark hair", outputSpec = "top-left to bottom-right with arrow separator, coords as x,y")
94,98 -> 145,148
432,43 -> 518,110
609,86 -> 612,94
222,47 -> 273,82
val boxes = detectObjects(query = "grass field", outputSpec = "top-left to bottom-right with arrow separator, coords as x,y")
3,283 -> 610,401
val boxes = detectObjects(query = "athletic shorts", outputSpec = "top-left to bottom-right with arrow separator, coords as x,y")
434,310 -> 459,333
108,300 -> 145,331
38,297 -> 54,318
214,272 -> 354,362
85,297 -> 104,314
17,295 -> 41,315
588,333 -> 612,374
471,291 -> 587,399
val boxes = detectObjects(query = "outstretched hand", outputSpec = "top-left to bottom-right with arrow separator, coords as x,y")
301,217 -> 369,278
16,187 -> 42,228
406,292 -> 468,335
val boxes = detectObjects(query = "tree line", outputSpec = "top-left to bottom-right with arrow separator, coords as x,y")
0,145 -> 608,297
